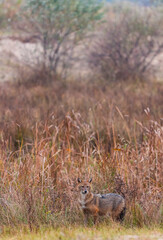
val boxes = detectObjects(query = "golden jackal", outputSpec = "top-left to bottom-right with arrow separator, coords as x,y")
77,178 -> 126,225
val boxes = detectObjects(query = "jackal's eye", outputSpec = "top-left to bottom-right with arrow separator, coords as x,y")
86,186 -> 89,188
81,186 -> 84,188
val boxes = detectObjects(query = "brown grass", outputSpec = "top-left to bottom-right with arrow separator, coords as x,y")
0,77 -> 162,229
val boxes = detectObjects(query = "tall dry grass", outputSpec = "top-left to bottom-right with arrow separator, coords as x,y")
0,79 -> 162,229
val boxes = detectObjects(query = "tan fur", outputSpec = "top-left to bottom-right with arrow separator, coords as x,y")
77,178 -> 126,225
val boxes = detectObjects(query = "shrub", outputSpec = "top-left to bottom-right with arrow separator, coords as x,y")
89,3 -> 163,82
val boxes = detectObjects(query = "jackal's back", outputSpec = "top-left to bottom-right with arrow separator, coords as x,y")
98,193 -> 125,218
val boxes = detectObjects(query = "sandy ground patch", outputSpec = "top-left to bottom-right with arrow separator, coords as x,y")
116,234 -> 163,240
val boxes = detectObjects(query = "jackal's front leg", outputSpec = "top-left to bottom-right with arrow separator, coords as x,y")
84,213 -> 88,226
93,215 -> 99,225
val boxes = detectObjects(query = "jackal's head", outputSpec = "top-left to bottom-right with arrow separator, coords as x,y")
77,178 -> 92,196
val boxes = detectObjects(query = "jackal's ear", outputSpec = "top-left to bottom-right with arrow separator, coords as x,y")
89,178 -> 92,183
77,178 -> 82,183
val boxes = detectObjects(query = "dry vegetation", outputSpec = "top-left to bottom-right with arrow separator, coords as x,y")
0,0 -> 162,234
0,76 -> 162,230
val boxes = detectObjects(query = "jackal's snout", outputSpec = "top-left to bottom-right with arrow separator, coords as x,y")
82,189 -> 88,194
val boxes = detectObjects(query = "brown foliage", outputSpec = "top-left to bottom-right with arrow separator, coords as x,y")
0,78 -> 162,228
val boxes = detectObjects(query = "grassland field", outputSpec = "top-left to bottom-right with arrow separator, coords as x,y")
1,225 -> 163,240
0,1 -> 163,239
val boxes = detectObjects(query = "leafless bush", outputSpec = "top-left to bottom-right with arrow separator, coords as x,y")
89,4 -> 163,81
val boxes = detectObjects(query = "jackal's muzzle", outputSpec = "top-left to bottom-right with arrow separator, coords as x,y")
82,190 -> 88,194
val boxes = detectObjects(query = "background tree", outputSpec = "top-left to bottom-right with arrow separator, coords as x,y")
17,0 -> 103,80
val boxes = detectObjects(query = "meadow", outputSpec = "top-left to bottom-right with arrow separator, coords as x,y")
0,79 -> 162,230
1,225 -> 163,240
0,0 -> 163,239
